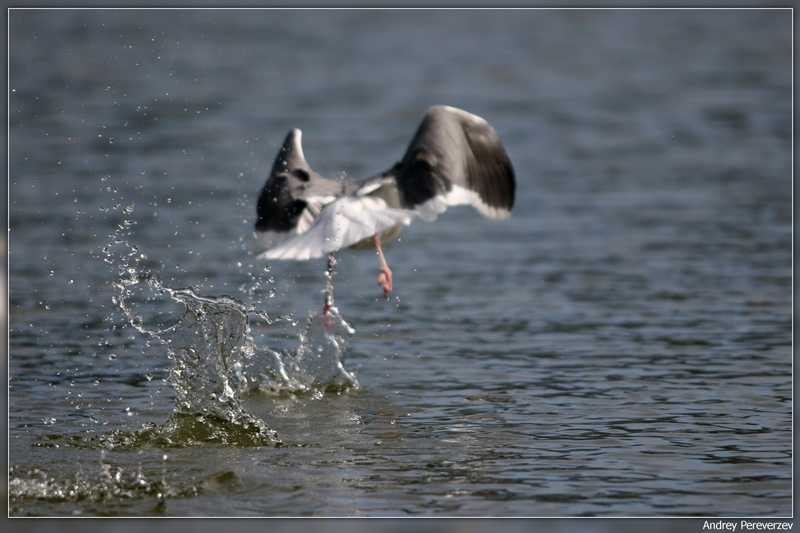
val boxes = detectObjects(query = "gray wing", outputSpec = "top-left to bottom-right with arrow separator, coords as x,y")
394,105 -> 515,221
253,129 -> 343,251
253,106 -> 516,260
254,129 -> 415,260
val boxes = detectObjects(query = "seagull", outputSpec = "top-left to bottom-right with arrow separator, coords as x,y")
253,105 -> 515,314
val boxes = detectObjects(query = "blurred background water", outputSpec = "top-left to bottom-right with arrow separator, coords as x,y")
7,6 -> 792,525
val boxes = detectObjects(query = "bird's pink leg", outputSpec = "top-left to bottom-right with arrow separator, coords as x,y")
374,235 -> 392,298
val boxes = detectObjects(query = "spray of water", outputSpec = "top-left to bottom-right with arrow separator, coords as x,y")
99,202 -> 359,448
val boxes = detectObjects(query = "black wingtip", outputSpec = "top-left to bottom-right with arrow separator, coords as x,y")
397,105 -> 516,217
462,117 -> 516,215
271,128 -> 307,175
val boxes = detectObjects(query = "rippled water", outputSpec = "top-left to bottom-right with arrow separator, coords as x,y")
8,9 -> 792,518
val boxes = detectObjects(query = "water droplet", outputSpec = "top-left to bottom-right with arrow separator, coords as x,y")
108,354 -> 117,360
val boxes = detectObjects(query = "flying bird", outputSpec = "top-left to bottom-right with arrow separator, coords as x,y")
253,105 -> 515,314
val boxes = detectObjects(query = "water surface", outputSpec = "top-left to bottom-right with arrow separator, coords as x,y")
8,8 -> 792,517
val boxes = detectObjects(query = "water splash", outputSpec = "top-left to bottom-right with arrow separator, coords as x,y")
97,201 -> 359,448
156,286 -> 264,419
293,309 -> 358,391
110,279 -> 279,447
282,252 -> 359,393
9,463 -> 172,513
239,307 -> 358,395
98,202 -> 278,446
107,269 -> 360,446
